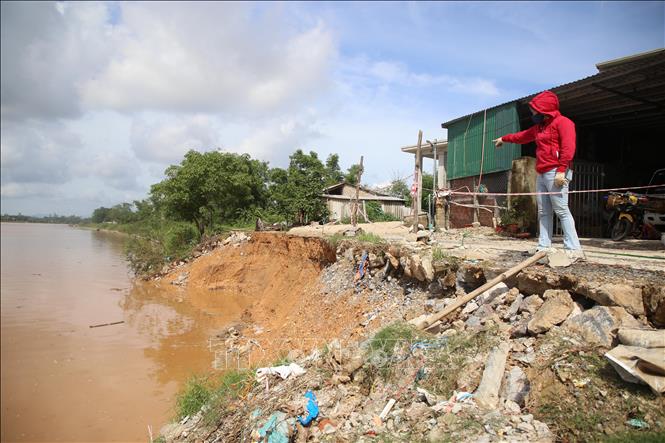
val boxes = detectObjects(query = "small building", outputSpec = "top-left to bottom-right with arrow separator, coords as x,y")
322,182 -> 409,221
438,48 -> 665,236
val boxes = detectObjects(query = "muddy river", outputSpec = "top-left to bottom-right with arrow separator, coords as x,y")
1,223 -> 229,442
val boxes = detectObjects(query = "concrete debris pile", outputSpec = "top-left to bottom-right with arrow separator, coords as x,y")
160,236 -> 665,442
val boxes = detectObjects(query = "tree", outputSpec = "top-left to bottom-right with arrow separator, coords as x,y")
389,178 -> 412,206
150,150 -> 268,236
91,206 -> 110,223
268,150 -> 328,225
421,172 -> 434,215
344,163 -> 362,185
324,153 -> 344,186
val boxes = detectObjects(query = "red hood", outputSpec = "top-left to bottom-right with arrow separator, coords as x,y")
529,90 -> 560,119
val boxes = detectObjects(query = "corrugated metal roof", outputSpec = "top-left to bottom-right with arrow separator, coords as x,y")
442,48 -> 665,129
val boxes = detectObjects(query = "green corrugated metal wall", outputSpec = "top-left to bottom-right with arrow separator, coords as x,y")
446,102 -> 521,180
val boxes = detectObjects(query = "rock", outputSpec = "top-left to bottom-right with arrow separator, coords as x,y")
510,321 -> 529,338
501,366 -> 530,406
400,256 -> 412,278
451,403 -> 463,414
575,282 -> 645,316
618,327 -> 665,348
385,252 -> 400,269
416,230 -> 431,242
475,342 -> 511,408
504,293 -> 524,320
520,295 -> 544,314
533,420 -> 555,441
422,256 -> 435,281
562,306 -> 641,347
517,271 -> 575,295
505,287 -> 520,304
416,387 -> 439,406
517,422 -> 535,433
406,402 -> 432,421
409,255 -> 425,281
462,301 -> 480,315
479,282 -> 510,305
452,320 -> 466,331
527,290 -> 574,334
428,426 -> 446,442
504,399 -> 522,414
475,304 -> 495,319
454,359 -> 483,392
457,266 -> 486,291
642,284 -> 665,327
465,316 -> 482,329
427,280 -> 444,298
368,253 -> 385,269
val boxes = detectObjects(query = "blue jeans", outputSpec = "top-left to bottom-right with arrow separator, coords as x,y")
536,168 -> 582,250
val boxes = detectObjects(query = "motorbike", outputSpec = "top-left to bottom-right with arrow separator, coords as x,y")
604,192 -> 649,241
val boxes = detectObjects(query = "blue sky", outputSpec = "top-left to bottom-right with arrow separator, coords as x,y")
1,1 -> 663,216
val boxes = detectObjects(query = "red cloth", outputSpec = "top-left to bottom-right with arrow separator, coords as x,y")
501,90 -> 576,174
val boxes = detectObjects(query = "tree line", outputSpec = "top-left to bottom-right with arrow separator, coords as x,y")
92,149 -> 413,237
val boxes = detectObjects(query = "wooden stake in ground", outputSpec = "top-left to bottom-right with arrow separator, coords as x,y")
351,156 -> 364,227
411,130 -> 423,233
411,250 -> 547,330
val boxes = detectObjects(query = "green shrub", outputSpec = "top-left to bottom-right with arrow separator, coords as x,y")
125,236 -> 166,277
366,201 -> 399,222
175,376 -> 212,419
163,222 -> 199,260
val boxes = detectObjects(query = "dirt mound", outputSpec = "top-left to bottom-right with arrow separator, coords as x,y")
164,233 -> 368,363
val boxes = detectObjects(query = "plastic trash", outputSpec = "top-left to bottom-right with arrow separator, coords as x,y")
297,390 -> 319,426
256,363 -> 306,382
605,345 -> 665,394
256,411 -> 295,443
626,418 -> 649,429
455,392 -> 473,402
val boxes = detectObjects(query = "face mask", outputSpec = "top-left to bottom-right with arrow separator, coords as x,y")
531,113 -> 545,124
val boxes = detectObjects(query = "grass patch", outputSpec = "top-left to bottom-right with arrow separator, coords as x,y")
601,430 -> 665,443
326,233 -> 345,249
175,376 -> 213,420
419,328 -> 500,397
203,370 -> 255,425
356,232 -> 386,244
365,322 -> 427,380
174,370 -> 255,424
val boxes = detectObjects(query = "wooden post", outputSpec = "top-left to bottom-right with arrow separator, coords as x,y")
410,250 -> 547,330
412,130 -> 423,232
351,156 -> 364,227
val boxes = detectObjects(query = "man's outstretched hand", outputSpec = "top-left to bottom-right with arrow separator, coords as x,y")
493,137 -> 504,148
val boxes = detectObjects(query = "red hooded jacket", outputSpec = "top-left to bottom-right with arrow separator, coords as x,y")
501,91 -> 575,174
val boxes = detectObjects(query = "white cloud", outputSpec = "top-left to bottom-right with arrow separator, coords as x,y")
1,120 -> 83,187
80,3 -> 336,115
343,57 -> 500,96
0,1 -> 113,121
233,115 -> 323,164
130,115 -> 218,164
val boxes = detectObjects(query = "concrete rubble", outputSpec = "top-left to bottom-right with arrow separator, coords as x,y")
160,227 -> 665,442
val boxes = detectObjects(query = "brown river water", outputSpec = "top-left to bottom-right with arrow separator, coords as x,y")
1,223 -> 234,443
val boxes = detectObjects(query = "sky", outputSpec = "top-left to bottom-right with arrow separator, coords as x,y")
1,1 -> 663,217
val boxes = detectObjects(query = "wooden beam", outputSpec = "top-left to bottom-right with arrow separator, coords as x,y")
592,83 -> 665,111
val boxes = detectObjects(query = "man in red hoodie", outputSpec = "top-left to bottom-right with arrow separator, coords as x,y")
494,90 -> 585,262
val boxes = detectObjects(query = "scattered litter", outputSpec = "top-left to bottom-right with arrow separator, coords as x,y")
255,411 -> 294,443
605,345 -> 665,394
625,418 -> 649,429
256,363 -> 306,382
573,378 -> 591,388
456,392 -> 474,402
354,251 -> 369,282
379,398 -> 397,421
297,391 -> 319,426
